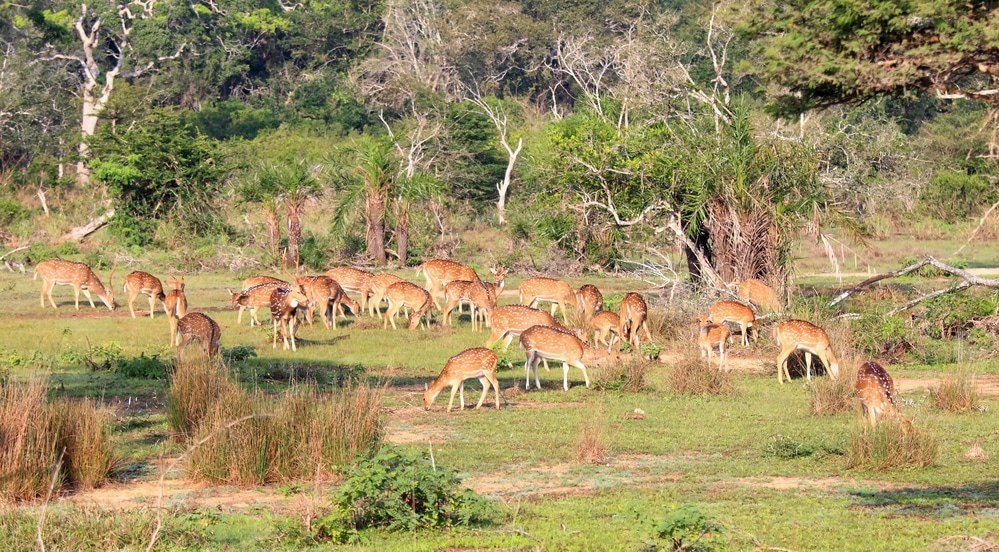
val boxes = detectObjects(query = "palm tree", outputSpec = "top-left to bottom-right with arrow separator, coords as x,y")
241,160 -> 324,265
332,137 -> 396,266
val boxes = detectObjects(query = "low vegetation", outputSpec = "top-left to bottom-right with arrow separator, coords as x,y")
931,369 -> 982,413
665,357 -> 734,396
846,420 -> 939,470
0,376 -> 116,501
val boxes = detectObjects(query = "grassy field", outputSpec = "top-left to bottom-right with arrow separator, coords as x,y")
1,258 -> 998,551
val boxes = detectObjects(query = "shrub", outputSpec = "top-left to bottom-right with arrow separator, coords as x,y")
314,446 -> 494,543
115,353 -> 169,379
763,434 -> 815,459
636,504 -> 728,552
808,362 -> 860,415
595,358 -> 652,393
666,358 -> 733,396
575,409 -> 607,464
187,383 -> 383,485
0,376 -> 117,501
846,420 -> 938,470
931,370 -> 981,413
167,358 -> 243,441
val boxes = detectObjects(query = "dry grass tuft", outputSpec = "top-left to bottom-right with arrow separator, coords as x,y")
931,370 -> 981,413
167,357 -> 242,441
809,361 -> 860,415
666,357 -> 734,396
846,419 -> 938,470
964,442 -> 989,461
595,357 -> 652,393
575,410 -> 606,465
0,375 -> 116,501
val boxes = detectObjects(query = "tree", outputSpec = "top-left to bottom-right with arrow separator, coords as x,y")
332,137 -> 396,266
256,161 -> 324,265
740,0 -> 999,116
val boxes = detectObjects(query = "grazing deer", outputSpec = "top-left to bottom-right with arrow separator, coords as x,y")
229,282 -> 286,326
443,279 -> 496,332
772,319 -> 840,384
325,266 -> 374,315
383,281 -> 433,330
518,277 -> 575,322
242,275 -> 287,291
122,271 -> 165,318
176,313 -> 222,361
706,300 -> 755,346
575,284 -> 604,325
734,278 -> 781,313
415,259 -> 479,311
164,277 -> 188,346
34,259 -> 116,311
520,324 -> 611,391
451,266 -> 507,319
270,286 -> 311,351
697,315 -> 732,368
486,305 -> 563,351
855,361 -> 909,430
363,273 -> 404,317
589,311 -> 620,352
618,292 -> 653,353
423,347 -> 501,412
296,275 -> 351,329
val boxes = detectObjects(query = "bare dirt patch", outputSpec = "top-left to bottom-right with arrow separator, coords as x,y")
896,374 -> 999,397
64,478 -> 296,512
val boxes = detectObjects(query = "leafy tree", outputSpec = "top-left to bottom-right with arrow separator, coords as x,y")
332,137 -> 396,266
89,109 -> 229,246
256,161 -> 325,265
740,0 -> 999,116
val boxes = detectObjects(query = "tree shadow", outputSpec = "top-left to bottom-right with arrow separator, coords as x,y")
849,482 -> 999,518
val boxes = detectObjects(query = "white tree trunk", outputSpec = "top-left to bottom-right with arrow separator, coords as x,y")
495,136 -> 522,226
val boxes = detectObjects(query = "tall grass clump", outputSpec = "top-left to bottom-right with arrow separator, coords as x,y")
666,357 -> 733,396
931,369 -> 981,413
187,382 -> 383,485
167,358 -> 243,440
846,420 -> 938,470
575,408 -> 606,464
0,376 -> 116,501
809,361 -> 860,415
594,358 -> 651,392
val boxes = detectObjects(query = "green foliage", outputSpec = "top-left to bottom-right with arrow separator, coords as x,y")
763,434 -> 815,459
848,313 -> 912,360
846,420 -> 938,471
90,109 -> 232,246
185,100 -> 281,141
635,504 -> 728,552
298,232 -> 332,271
918,170 -> 998,223
315,446 -> 494,542
221,345 -> 257,364
0,198 -> 29,227
114,353 -> 168,379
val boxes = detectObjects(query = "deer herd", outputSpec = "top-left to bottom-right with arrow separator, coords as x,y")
30,257 -> 907,427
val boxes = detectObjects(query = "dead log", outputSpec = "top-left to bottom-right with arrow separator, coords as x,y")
829,255 -> 999,314
59,209 -> 115,243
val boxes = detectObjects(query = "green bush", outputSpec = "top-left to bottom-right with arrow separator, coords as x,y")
314,446 -> 494,543
635,504 -> 728,551
115,353 -> 168,379
918,170 -> 998,223
763,434 -> 815,459
0,198 -> 29,227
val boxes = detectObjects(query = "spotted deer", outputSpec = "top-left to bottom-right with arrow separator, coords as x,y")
442,279 -> 496,332
706,300 -> 755,346
34,259 -> 116,311
773,319 -> 840,384
423,347 -> 501,412
242,275 -> 287,290
229,282 -> 286,326
415,259 -> 478,311
854,360 -> 909,429
270,285 -> 311,351
518,277 -> 575,322
383,281 -> 433,330
575,284 -> 604,325
164,277 -> 188,346
697,314 -> 732,368
618,292 -> 653,352
734,278 -> 782,313
176,313 -> 222,361
325,267 -> 374,315
588,311 -> 620,352
520,324 -> 617,391
486,305 -> 564,351
296,275 -> 355,329
363,273 -> 404,317
122,271 -> 165,318
450,266 -> 506,321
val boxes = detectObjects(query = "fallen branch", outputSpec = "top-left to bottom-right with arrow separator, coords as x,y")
829,255 -> 999,313
1,245 -> 30,272
59,209 -> 115,243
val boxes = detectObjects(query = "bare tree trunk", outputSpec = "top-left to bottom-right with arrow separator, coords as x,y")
366,190 -> 387,266
264,209 -> 280,254
396,210 -> 410,268
60,209 -> 115,243
286,203 -> 302,266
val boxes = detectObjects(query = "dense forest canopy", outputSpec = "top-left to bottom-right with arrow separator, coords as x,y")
1,0 -> 997,281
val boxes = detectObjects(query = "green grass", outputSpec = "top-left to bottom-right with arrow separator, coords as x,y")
1,267 -> 998,550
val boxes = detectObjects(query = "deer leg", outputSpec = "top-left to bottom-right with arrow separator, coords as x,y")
777,348 -> 790,384
147,294 -> 155,318
73,286 -> 82,310
474,376 -> 490,410
447,383 -> 460,412
82,288 -> 96,309
805,352 -> 813,381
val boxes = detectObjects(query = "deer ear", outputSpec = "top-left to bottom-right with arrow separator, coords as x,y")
424,382 -> 429,392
